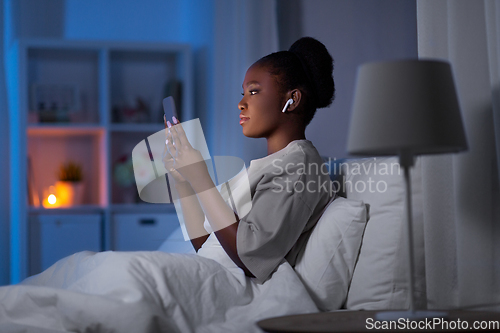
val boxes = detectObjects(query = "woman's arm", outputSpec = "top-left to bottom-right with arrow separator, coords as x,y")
165,119 -> 254,277
163,117 -> 208,251
173,181 -> 209,251
190,177 -> 255,278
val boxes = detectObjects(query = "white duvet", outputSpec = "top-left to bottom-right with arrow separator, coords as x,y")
0,250 -> 319,333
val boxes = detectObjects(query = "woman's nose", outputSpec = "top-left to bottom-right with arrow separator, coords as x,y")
238,98 -> 246,111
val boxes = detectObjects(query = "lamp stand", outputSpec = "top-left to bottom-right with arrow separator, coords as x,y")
375,152 -> 447,321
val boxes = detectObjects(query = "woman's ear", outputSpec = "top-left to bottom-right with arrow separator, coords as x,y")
286,89 -> 302,112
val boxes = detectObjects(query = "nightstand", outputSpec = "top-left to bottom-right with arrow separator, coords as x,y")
257,310 -> 500,332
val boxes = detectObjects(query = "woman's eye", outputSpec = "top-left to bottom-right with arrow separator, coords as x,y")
241,90 -> 258,96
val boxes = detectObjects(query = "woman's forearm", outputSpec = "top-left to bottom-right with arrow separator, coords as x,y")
173,181 -> 209,251
163,120 -> 252,274
190,173 -> 254,277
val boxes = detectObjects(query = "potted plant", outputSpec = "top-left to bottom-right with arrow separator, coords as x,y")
55,161 -> 84,206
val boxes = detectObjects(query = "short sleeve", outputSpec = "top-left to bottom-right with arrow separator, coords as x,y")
236,171 -> 314,283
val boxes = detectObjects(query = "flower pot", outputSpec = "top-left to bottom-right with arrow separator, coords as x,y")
55,181 -> 85,206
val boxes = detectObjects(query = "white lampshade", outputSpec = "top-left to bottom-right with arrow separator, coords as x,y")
347,60 -> 468,156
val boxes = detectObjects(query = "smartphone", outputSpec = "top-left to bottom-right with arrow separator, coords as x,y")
162,96 -> 178,123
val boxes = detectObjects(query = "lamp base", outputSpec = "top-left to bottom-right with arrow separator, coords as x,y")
375,310 -> 448,321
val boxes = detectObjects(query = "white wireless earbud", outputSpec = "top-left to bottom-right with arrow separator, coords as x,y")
282,98 -> 294,113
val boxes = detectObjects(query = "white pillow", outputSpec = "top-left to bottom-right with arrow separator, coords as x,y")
294,197 -> 368,311
343,157 -> 426,310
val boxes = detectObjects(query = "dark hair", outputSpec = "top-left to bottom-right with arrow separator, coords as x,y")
256,37 -> 335,126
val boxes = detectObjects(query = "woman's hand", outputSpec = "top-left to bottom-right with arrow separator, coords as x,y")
164,116 -> 209,186
162,146 -> 186,184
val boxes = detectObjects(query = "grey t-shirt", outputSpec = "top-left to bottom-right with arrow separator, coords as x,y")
236,140 -> 332,282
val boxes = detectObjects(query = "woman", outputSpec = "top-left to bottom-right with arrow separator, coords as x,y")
163,36 -> 335,283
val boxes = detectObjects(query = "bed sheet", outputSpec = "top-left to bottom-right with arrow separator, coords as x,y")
0,251 -> 318,333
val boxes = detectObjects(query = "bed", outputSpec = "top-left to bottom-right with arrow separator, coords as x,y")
0,156 -> 424,332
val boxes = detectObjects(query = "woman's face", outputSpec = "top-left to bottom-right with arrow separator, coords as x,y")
238,64 -> 285,138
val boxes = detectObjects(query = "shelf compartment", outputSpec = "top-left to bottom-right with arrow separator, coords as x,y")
110,50 -> 182,125
27,128 -> 105,207
27,47 -> 100,124
110,130 -> 161,204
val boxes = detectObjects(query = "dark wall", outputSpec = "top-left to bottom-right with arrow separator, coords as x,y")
278,0 -> 418,158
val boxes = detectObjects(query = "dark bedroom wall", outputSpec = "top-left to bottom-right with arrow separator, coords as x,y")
0,0 -> 10,286
1,0 -> 66,286
18,0 -> 65,38
279,0 -> 418,158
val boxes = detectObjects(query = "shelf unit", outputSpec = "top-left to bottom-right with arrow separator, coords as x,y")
9,39 -> 193,280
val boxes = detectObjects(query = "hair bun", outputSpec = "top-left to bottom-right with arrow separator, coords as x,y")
289,37 -> 335,109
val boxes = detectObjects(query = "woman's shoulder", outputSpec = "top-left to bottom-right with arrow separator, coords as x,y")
270,140 -> 323,173
253,140 -> 327,182
251,140 -> 332,207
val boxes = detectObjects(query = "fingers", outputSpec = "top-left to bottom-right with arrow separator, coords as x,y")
167,118 -> 185,150
163,115 -> 169,133
164,115 -> 172,149
170,117 -> 193,149
162,140 -> 176,176
163,143 -> 173,161
162,142 -> 170,157
165,133 -> 176,155
168,127 -> 182,151
163,115 -> 177,152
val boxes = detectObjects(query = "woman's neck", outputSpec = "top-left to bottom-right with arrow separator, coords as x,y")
266,131 -> 306,155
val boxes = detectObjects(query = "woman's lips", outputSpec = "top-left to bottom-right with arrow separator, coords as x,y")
240,117 -> 250,125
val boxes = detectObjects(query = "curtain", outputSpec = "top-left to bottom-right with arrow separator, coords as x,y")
417,0 -> 500,309
211,0 -> 279,166
0,0 -> 11,286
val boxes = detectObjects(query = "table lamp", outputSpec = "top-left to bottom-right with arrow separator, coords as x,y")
347,59 -> 468,320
